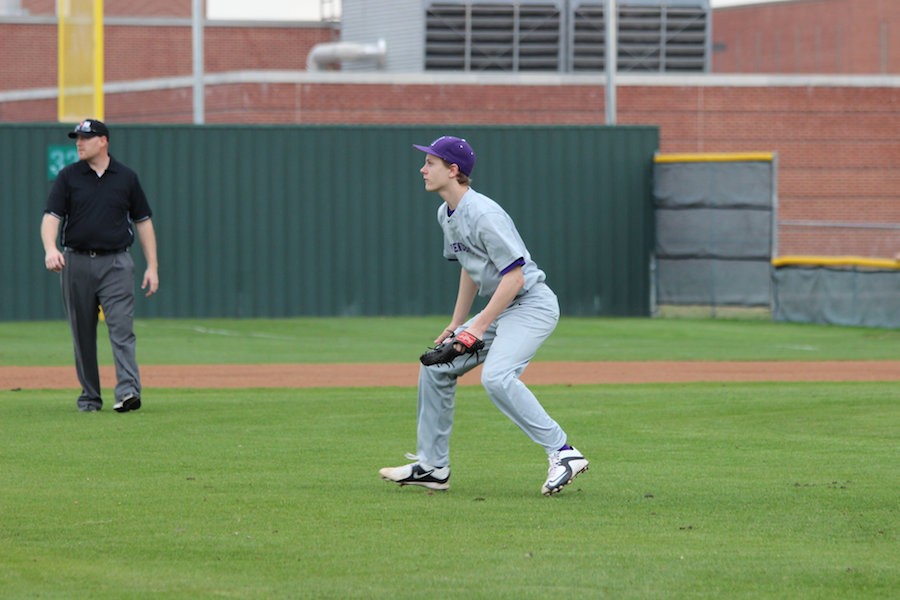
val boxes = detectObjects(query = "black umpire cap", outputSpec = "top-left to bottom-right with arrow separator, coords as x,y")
68,119 -> 109,139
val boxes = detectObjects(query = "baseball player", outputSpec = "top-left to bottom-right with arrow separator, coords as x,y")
379,136 -> 588,495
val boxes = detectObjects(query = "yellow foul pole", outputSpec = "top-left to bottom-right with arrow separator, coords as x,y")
58,0 -> 104,122
94,0 -> 104,120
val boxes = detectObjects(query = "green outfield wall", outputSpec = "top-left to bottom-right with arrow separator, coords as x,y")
3,124 -> 659,320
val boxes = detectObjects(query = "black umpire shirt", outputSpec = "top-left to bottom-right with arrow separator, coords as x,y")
45,155 -> 153,252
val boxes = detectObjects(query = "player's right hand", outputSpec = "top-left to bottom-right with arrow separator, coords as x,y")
434,327 -> 456,345
44,249 -> 65,272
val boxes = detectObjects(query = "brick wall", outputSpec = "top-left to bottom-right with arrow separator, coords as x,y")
0,23 -> 56,88
22,0 -> 191,17
106,26 -> 331,80
0,22 -> 332,86
713,0 -> 899,74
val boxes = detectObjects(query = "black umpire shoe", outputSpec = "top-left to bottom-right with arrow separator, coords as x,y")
114,393 -> 141,413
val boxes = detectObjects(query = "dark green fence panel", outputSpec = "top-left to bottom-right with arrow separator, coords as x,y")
1,124 -> 658,320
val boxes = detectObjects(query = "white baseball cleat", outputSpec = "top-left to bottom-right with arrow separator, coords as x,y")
541,447 -> 589,495
379,462 -> 450,491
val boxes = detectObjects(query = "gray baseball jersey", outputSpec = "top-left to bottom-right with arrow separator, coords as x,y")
439,188 -> 546,296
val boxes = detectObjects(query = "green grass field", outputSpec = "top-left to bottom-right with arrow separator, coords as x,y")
1,316 -> 899,365
1,317 -> 898,598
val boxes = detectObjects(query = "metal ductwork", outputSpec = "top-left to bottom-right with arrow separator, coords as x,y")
306,39 -> 387,71
0,0 -> 24,15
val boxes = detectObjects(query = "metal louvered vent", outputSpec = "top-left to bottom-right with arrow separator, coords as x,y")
664,6 -> 708,71
572,4 -> 605,71
424,1 -> 708,73
618,6 -> 663,71
618,4 -> 707,72
516,4 -> 562,70
426,2 -> 562,72
470,4 -> 517,71
426,4 -> 468,70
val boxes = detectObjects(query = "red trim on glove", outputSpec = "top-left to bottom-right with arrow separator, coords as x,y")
455,330 -> 480,349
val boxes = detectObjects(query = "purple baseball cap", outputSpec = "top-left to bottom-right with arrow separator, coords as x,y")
413,136 -> 476,176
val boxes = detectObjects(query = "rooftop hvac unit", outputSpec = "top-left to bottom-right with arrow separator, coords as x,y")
339,0 -> 710,73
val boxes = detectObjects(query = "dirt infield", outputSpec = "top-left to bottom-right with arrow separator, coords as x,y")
2,361 -> 899,390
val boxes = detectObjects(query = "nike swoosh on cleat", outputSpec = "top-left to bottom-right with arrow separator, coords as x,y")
411,469 -> 435,480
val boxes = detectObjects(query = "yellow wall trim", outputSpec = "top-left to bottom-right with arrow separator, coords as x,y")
772,255 -> 900,270
654,152 -> 775,163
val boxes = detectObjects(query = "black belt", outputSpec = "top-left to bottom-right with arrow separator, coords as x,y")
65,247 -> 127,257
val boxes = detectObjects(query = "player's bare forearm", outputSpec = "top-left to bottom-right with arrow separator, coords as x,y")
40,214 -> 65,272
466,267 -> 524,339
135,219 -> 159,296
135,219 -> 158,269
435,270 -> 479,343
450,270 -> 478,324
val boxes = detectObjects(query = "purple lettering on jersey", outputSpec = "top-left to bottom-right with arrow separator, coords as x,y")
450,242 -> 470,253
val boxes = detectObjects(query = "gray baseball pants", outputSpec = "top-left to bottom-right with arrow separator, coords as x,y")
61,249 -> 141,410
416,282 -> 567,468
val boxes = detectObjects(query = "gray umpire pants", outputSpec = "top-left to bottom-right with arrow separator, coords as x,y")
61,249 -> 141,410
416,282 -> 567,468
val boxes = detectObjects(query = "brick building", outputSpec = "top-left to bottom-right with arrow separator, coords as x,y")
713,0 -> 898,74
1,0 -> 897,258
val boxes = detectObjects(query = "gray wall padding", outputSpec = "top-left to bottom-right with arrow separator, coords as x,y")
656,259 -> 772,306
773,267 -> 900,328
653,159 -> 775,308
655,208 -> 771,258
654,162 -> 773,209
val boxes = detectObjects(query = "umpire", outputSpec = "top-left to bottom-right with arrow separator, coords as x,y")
40,119 -> 159,413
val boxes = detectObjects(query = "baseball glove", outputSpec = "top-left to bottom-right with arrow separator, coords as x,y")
420,331 -> 484,366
